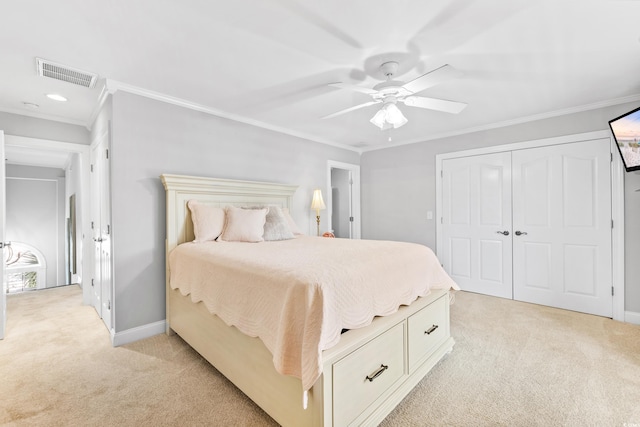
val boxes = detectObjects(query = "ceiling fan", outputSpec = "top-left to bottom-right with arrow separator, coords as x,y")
323,62 -> 467,130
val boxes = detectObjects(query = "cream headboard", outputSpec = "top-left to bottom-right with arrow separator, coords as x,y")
161,174 -> 298,253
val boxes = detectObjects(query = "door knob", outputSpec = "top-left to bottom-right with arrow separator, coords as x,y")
496,231 -> 509,236
515,231 -> 528,236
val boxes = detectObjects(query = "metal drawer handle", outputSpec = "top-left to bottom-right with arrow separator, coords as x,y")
365,364 -> 388,382
425,324 -> 439,335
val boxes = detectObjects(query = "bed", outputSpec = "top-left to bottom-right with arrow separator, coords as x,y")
162,174 -> 457,426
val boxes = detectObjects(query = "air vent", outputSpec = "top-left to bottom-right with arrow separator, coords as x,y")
36,58 -> 98,88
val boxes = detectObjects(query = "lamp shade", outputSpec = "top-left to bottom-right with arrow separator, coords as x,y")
310,189 -> 326,211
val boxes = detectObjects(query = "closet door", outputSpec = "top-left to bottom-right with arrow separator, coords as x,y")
512,139 -> 612,317
441,152 -> 513,299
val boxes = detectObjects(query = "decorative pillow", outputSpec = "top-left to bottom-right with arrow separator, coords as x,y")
282,207 -> 303,235
220,206 -> 268,242
262,206 -> 295,241
187,200 -> 225,242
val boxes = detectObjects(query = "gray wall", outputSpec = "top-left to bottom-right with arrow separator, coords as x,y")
6,165 -> 66,287
107,91 -> 360,332
361,101 -> 640,313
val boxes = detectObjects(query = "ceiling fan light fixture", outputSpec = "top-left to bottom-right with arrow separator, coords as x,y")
370,102 -> 408,130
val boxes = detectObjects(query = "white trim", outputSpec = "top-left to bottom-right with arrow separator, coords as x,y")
624,311 -> 640,325
104,79 -> 362,153
327,160 -> 361,239
362,94 -> 640,152
111,320 -> 166,347
435,130 -> 625,322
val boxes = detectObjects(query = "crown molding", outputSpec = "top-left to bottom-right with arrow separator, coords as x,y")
103,79 -> 362,154
361,93 -> 640,152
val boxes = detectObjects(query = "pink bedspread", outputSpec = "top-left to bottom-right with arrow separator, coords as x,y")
168,236 -> 458,391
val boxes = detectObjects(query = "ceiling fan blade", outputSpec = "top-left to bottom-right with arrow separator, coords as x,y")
402,64 -> 462,94
322,100 -> 381,119
402,96 -> 467,114
329,82 -> 378,95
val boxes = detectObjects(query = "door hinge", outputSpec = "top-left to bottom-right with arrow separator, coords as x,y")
107,224 -> 110,234
349,216 -> 354,222
90,164 -> 94,172
91,278 -> 94,287
441,170 -> 443,178
612,286 -> 614,296
441,217 -> 443,224
611,152 -> 613,162
611,220 -> 614,229
107,300 -> 111,310
91,221 -> 94,230
105,149 -> 109,159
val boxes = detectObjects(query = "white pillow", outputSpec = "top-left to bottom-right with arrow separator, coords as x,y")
221,206 -> 268,242
282,207 -> 303,235
187,200 -> 225,242
262,206 -> 295,241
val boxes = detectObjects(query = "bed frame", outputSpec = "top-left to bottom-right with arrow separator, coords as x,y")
162,174 -> 455,426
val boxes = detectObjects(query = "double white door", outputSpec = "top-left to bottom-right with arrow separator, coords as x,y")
441,139 -> 612,317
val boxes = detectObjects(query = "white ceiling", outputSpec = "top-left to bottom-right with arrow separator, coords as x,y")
2,0 -> 640,155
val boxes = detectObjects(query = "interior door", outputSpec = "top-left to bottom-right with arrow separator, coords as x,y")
512,139 -> 612,317
90,131 -> 112,330
441,152 -> 513,299
0,130 -> 6,339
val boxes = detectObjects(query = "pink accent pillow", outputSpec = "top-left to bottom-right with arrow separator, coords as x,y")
220,206 -> 268,242
187,200 -> 225,242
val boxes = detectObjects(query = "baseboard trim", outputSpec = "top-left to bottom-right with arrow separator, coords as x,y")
624,311 -> 640,326
111,320 -> 167,347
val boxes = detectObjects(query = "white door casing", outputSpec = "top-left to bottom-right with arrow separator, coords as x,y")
441,152 -> 513,299
512,139 -> 612,317
327,160 -> 361,239
0,130 -> 6,339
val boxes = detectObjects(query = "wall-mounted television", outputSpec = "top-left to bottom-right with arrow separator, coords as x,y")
609,105 -> 640,172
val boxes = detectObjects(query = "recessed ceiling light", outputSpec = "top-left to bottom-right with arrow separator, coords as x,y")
23,102 -> 40,109
46,93 -> 67,102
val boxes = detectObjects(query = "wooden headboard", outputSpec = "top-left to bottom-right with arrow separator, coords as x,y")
161,174 -> 298,332
161,174 -> 298,253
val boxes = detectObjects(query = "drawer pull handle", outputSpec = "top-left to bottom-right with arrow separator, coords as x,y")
425,324 -> 439,335
365,364 -> 388,382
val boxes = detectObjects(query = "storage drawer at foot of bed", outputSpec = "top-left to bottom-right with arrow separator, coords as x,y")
407,293 -> 448,372
332,322 -> 406,426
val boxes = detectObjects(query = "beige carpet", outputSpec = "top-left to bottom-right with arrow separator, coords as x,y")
1,285 -> 639,426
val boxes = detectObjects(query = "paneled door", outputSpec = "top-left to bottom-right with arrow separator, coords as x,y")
90,131 -> 112,330
441,152 -> 513,299
512,139 -> 612,317
440,138 -> 613,317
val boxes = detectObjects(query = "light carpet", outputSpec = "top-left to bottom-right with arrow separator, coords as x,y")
1,285 -> 639,426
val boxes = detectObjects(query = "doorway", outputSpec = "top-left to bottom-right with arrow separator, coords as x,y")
1,134 -> 92,339
327,161 -> 361,239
